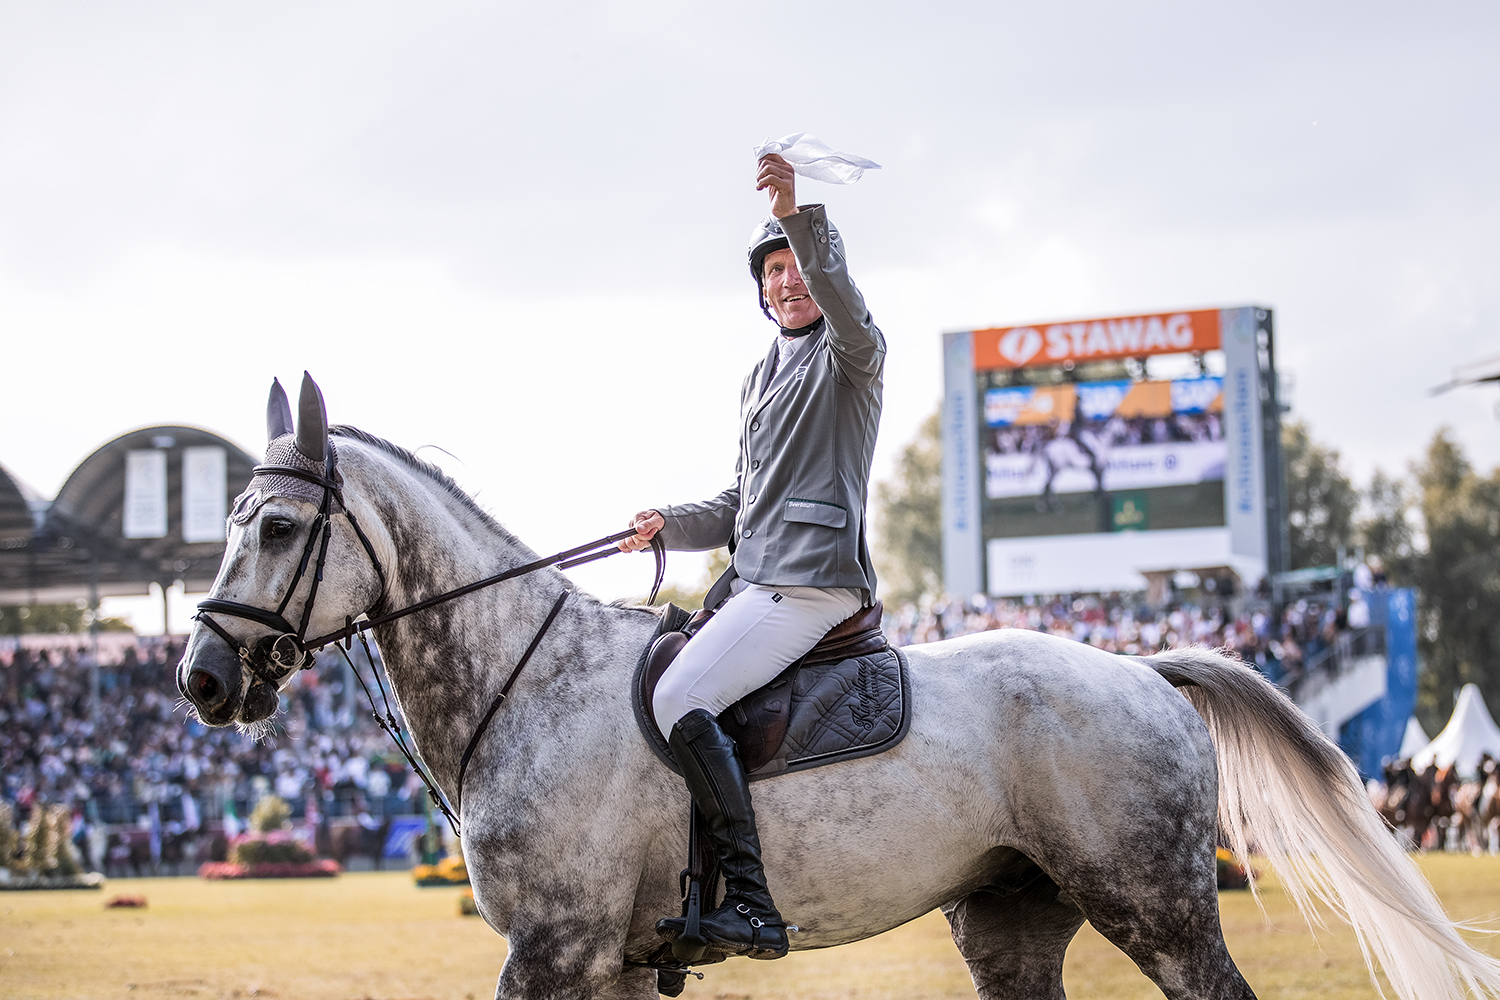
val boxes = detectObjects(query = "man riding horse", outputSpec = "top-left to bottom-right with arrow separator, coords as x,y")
620,152 -> 885,960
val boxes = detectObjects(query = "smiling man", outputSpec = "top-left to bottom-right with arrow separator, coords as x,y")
620,152 -> 886,959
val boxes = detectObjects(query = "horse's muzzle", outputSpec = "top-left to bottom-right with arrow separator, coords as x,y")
181,645 -> 246,727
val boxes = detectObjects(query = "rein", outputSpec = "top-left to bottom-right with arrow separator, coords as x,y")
193,449 -> 666,835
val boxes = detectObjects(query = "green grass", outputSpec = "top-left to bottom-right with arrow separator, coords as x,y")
4,856 -> 1500,999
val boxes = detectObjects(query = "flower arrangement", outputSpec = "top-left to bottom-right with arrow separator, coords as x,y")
413,853 -> 469,887
1216,847 -> 1251,890
231,830 -> 314,866
197,795 -> 340,880
0,802 -> 103,891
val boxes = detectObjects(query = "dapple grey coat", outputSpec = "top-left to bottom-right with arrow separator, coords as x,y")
657,204 -> 885,600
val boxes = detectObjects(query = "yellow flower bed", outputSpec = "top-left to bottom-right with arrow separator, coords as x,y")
412,854 -> 469,886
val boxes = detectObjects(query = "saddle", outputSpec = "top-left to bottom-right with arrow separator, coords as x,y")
632,599 -> 910,777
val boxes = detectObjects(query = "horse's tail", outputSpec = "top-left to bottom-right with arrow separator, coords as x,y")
1149,645 -> 1500,1000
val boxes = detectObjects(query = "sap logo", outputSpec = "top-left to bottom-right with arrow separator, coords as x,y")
997,327 -> 1043,366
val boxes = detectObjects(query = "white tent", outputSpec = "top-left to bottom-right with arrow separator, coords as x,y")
1412,684 -> 1500,777
1397,716 -> 1431,759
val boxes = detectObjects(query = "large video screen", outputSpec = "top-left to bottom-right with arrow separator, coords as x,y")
981,374 -> 1227,538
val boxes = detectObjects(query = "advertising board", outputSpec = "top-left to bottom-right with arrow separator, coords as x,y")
941,306 -> 1279,597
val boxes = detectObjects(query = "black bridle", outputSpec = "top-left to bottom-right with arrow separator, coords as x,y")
192,450 -> 665,834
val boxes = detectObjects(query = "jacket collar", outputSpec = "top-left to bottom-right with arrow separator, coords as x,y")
754,322 -> 825,415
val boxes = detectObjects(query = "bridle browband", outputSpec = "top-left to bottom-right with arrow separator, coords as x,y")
192,445 -> 665,835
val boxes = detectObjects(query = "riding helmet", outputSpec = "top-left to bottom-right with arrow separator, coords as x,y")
747,213 -> 839,321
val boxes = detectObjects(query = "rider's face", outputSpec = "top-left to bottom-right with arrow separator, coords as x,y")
762,249 -> 822,329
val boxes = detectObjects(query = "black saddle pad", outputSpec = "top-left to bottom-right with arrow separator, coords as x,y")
632,606 -> 911,781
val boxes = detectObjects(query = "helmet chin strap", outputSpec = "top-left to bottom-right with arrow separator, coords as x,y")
779,317 -> 824,338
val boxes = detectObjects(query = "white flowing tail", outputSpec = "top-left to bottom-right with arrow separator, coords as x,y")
1151,646 -> 1500,1000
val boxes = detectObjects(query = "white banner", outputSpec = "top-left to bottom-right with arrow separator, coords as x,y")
124,449 -> 168,539
986,440 -> 1226,499
182,446 -> 227,543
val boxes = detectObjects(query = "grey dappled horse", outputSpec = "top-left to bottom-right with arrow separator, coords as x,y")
178,378 -> 1500,1000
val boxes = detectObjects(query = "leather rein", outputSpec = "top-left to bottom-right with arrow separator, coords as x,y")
192,453 -> 665,834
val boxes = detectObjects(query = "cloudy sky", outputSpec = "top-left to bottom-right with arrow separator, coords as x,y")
2,2 -> 1497,628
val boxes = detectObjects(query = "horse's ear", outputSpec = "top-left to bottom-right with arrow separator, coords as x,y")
267,378 -> 294,443
295,371 -> 328,465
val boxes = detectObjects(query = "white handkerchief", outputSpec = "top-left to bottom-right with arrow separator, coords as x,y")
753,132 -> 881,185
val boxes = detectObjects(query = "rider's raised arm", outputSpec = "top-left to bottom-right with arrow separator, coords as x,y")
782,204 -> 885,388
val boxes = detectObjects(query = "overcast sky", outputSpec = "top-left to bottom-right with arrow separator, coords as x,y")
2,2 -> 1497,628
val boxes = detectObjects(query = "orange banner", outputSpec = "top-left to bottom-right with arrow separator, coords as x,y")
971,309 -> 1222,370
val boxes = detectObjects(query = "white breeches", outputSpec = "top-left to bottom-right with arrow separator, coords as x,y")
653,581 -> 863,737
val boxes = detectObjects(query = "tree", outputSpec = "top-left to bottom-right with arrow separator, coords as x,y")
1282,420 -> 1358,570
1357,468 -> 1417,582
0,603 -> 131,635
649,547 -> 730,610
874,407 -> 943,606
1406,430 -> 1500,729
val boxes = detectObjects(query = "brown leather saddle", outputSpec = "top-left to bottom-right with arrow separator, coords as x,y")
636,600 -> 889,773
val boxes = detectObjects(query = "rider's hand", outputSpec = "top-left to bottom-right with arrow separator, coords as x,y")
756,154 -> 798,220
618,510 -> 664,552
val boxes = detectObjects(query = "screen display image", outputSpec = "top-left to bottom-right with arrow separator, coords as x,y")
983,376 -> 1225,501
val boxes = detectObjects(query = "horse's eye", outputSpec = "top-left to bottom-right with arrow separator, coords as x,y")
261,517 -> 296,543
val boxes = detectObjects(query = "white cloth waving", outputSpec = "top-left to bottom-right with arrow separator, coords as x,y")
752,132 -> 881,184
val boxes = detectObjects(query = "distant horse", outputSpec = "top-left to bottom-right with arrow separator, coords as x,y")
1033,421 -> 1109,510
177,376 -> 1500,1000
1455,756 -> 1500,854
318,815 -> 393,870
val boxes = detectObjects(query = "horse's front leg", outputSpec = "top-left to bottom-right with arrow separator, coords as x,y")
494,919 -> 658,1000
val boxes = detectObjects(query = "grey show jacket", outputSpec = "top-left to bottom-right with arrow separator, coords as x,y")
657,204 -> 885,602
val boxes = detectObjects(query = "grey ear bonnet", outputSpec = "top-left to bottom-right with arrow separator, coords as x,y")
230,437 -> 341,526
231,373 -> 340,526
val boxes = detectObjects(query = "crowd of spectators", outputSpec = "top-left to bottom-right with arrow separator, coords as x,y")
1,636 -> 426,858
3,572 -> 1387,872
884,587 -> 1379,687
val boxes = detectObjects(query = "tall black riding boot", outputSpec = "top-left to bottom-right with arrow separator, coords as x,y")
656,708 -> 790,960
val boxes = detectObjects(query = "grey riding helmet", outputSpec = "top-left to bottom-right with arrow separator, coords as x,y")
748,213 -> 839,322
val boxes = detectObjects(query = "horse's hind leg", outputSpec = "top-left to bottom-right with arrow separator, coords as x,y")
1042,822 -> 1256,999
942,875 -> 1085,1000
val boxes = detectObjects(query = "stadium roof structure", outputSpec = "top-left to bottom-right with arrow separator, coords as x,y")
0,425 -> 257,606
0,461 -> 40,552
1411,683 -> 1500,778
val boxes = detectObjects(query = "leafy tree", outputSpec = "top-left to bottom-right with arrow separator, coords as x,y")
1406,431 -> 1500,729
1357,468 -> 1417,582
1282,420 -> 1358,570
648,547 -> 730,610
0,603 -> 131,635
873,407 -> 943,606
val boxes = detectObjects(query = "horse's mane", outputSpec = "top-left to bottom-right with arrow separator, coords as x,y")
329,424 -> 661,618
329,425 -> 514,541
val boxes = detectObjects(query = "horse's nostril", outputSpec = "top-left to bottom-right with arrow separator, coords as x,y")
189,670 -> 222,706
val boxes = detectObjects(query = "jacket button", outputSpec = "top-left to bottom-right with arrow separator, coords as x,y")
819,235 -> 827,243
750,421 -> 760,431
751,460 -> 760,470
748,494 -> 757,503
742,528 -> 753,538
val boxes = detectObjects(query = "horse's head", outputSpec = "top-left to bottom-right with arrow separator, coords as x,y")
178,373 -> 387,728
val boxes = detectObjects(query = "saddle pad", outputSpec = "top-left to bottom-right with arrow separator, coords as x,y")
632,608 -> 911,782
